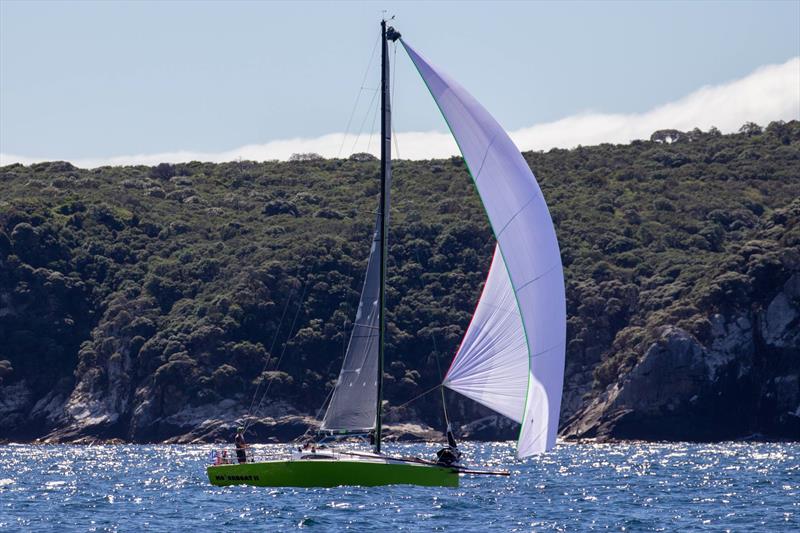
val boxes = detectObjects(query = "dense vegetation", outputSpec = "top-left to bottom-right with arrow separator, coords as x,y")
0,121 -> 798,441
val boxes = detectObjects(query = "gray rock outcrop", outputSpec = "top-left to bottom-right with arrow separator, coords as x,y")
562,274 -> 800,441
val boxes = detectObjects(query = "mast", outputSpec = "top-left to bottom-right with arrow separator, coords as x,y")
376,20 -> 400,454
375,19 -> 389,454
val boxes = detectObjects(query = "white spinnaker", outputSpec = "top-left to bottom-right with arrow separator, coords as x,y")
444,245 -> 528,424
402,40 -> 566,457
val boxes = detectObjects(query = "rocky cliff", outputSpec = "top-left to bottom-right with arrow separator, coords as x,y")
563,204 -> 800,441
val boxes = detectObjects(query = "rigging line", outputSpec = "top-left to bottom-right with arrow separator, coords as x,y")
253,278 -> 308,409
414,247 -> 445,383
317,308 -> 364,427
365,84 -> 382,155
393,383 -> 442,411
337,33 -> 381,159
428,296 -> 452,429
246,277 -> 309,432
350,84 -> 380,155
391,41 -> 400,159
342,312 -> 347,360
441,383 -> 451,428
315,213 -> 381,424
243,276 -> 297,423
414,245 -> 451,429
315,385 -> 335,422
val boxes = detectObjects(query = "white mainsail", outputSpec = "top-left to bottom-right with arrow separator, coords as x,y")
402,40 -> 566,457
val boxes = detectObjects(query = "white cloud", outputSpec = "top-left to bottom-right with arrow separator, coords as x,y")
2,57 -> 798,168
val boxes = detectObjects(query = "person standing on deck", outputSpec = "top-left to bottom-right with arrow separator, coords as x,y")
234,427 -> 247,464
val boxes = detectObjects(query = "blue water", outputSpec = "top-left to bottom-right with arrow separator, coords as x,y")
0,441 -> 797,531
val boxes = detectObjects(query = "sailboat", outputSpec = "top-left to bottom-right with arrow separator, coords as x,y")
206,20 -> 566,488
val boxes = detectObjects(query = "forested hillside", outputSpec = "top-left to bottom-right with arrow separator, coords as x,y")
1,121 -> 798,443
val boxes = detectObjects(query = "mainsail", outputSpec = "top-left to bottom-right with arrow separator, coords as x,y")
402,40 -> 566,457
320,213 -> 384,432
322,22 -> 394,439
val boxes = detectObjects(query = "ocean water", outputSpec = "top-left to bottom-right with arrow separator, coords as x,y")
0,441 -> 797,531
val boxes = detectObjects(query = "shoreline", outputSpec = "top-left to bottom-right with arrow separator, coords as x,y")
1,435 -> 796,446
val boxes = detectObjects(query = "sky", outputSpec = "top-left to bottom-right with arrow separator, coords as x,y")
1,0 -> 798,167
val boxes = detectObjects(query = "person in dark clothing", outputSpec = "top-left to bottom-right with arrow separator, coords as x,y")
234,427 -> 247,464
435,424 -> 461,467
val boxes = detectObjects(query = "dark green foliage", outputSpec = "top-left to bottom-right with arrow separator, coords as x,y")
151,163 -> 176,180
0,360 -> 12,385
0,122 -> 798,435
263,200 -> 300,217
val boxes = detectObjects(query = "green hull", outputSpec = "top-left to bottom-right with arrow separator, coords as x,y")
207,459 -> 459,487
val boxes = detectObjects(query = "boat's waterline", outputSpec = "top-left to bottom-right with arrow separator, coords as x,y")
207,457 -> 459,488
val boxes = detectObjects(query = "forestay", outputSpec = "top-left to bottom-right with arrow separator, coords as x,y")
321,213 -> 383,432
402,40 -> 566,457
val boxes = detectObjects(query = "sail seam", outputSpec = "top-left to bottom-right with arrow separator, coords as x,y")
446,366 -> 527,381
472,301 -> 521,317
352,323 -> 381,330
530,341 -> 564,360
496,192 -> 541,238
515,263 -> 560,293
474,133 -> 499,180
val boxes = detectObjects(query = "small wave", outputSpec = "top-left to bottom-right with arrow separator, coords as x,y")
0,478 -> 14,487
327,501 -> 351,509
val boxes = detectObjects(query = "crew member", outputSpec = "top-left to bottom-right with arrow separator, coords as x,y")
234,427 -> 248,464
435,424 -> 461,466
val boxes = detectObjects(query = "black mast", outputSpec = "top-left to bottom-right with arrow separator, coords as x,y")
375,19 -> 400,454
